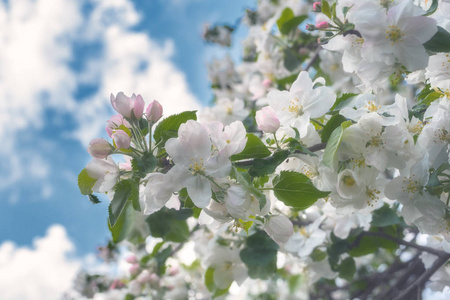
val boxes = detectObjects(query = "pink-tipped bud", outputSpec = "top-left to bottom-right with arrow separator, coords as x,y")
126,255 -> 138,264
110,279 -> 124,290
133,94 -> 145,119
316,21 -> 329,29
111,92 -> 145,119
106,114 -> 130,137
146,100 -> 163,123
88,138 -> 112,159
129,263 -> 140,275
111,92 -> 132,118
255,107 -> 280,133
262,78 -> 272,88
169,265 -> 179,276
312,2 -> 322,12
112,130 -> 131,149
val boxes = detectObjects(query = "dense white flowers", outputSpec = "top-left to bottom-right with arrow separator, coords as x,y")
76,0 -> 450,298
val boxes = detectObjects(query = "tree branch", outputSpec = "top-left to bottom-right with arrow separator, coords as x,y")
234,142 -> 327,168
392,252 -> 450,300
362,231 -> 444,257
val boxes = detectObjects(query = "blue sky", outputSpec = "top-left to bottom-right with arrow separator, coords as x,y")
0,1 -> 253,297
0,0 -> 253,255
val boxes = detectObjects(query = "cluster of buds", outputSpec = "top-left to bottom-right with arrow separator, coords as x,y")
87,92 -> 163,159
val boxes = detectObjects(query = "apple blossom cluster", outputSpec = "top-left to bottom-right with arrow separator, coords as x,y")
73,0 -> 450,299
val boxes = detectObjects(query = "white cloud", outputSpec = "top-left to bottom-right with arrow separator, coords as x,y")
0,225 -> 81,300
0,0 -> 201,193
73,0 -> 200,146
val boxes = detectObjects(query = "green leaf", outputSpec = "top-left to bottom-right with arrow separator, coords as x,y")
108,202 -> 134,243
327,233 -> 349,271
283,48 -> 301,71
130,180 -> 140,211
239,219 -> 253,236
153,111 -> 197,147
288,275 -> 302,294
205,267 -> 231,298
311,249 -> 327,262
424,26 -> 450,52
322,121 -> 352,167
232,168 -> 267,210
321,114 -> 347,143
371,205 -> 402,227
276,8 -> 294,33
248,150 -> 289,177
124,294 -> 135,300
138,118 -> 149,136
240,231 -> 279,279
273,171 -> 330,209
231,133 -> 271,161
331,93 -> 357,110
205,267 -> 216,292
108,180 -> 134,227
339,257 -> 356,281
342,6 -> 352,17
154,245 -> 172,275
78,168 -> 97,195
424,0 -> 439,16
280,15 -> 308,35
88,194 -> 101,204
131,152 -> 157,177
146,208 -> 192,242
286,138 -> 317,156
321,0 -> 332,19
348,227 -> 400,257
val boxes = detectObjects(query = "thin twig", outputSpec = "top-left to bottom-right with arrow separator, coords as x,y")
304,46 -> 322,72
393,253 -> 450,300
362,231 -> 444,257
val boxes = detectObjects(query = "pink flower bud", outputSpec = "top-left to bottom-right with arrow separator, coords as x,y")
146,100 -> 163,123
255,107 -> 280,133
126,255 -> 138,264
262,78 -> 272,88
129,263 -> 140,275
106,114 -> 131,137
87,138 -> 112,159
169,265 -> 179,276
316,21 -> 329,29
111,92 -> 146,119
110,279 -> 124,290
312,2 -> 321,12
112,130 -> 131,149
133,94 -> 145,119
111,92 -> 132,118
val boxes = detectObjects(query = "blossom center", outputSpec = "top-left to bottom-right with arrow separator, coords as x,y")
380,0 -> 394,8
342,175 -> 356,187
364,101 -> 381,112
385,25 -> 404,45
368,134 -> 384,147
286,98 -> 303,116
366,188 -> 381,206
401,177 -> 420,195
188,158 -> 205,174
435,127 -> 450,142
299,227 -> 310,238
410,121 -> 423,135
